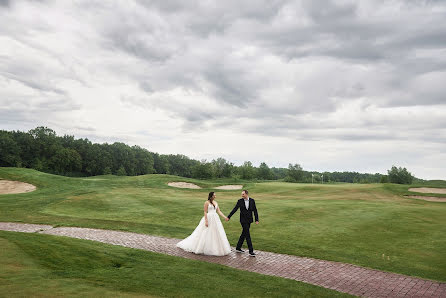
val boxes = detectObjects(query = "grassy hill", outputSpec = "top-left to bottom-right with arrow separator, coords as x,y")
0,167 -> 445,295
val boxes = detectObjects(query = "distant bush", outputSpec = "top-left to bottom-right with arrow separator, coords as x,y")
238,161 -> 255,180
103,167 -> 112,175
286,163 -> 304,182
117,166 -> 127,176
387,166 -> 414,184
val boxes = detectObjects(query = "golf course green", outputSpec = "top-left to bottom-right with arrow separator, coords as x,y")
1,167 -> 445,297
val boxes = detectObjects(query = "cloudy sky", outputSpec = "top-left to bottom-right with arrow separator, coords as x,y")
1,0 -> 445,179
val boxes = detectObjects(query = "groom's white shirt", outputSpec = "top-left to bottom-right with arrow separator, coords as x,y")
244,198 -> 249,210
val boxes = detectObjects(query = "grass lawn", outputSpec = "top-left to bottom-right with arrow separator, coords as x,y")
0,231 -> 350,297
1,167 -> 445,283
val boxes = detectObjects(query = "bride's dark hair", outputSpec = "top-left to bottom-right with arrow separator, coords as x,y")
208,192 -> 216,208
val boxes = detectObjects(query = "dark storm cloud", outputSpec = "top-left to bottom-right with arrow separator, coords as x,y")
136,0 -> 285,36
0,0 -> 10,7
101,18 -> 178,62
202,64 -> 258,108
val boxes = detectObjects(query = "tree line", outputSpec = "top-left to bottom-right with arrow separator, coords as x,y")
0,127 -> 414,184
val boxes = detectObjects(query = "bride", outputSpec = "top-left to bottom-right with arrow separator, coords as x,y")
176,192 -> 231,256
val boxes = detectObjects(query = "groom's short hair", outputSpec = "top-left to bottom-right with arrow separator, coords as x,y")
243,190 -> 249,195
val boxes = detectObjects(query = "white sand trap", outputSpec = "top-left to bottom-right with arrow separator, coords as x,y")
409,187 -> 446,194
215,185 -> 243,190
0,180 -> 37,194
405,195 -> 446,202
168,182 -> 201,189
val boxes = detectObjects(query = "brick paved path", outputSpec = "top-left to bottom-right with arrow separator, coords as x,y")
1,222 -> 445,298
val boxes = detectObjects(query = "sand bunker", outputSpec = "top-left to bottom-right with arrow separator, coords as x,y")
409,188 -> 446,194
168,182 -> 201,189
405,195 -> 446,202
0,180 -> 37,194
167,182 -> 242,190
214,185 -> 243,190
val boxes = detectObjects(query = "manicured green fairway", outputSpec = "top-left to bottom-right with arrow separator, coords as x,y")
1,167 -> 445,285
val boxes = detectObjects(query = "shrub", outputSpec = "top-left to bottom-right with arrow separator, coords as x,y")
387,166 -> 413,184
116,166 -> 127,176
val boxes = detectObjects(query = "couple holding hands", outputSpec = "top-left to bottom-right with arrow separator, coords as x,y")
177,190 -> 259,257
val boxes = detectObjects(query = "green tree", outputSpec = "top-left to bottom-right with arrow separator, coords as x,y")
50,147 -> 82,174
286,163 -> 304,182
28,126 -> 60,170
103,166 -> 112,175
222,162 -> 235,178
109,142 -> 136,176
209,158 -> 235,178
32,158 -> 44,171
387,166 -> 414,184
271,167 -> 287,180
212,158 -> 228,178
257,162 -> 273,180
68,137 -> 92,174
11,130 -> 35,167
132,145 -> 155,175
116,166 -> 127,176
0,131 -> 21,167
153,153 -> 170,174
83,144 -> 112,176
239,161 -> 255,179
192,160 -> 215,179
167,154 -> 197,177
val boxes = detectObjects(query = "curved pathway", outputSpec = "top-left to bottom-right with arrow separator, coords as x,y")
0,222 -> 445,298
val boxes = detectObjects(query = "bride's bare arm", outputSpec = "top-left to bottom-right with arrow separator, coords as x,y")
216,203 -> 228,220
204,201 -> 209,226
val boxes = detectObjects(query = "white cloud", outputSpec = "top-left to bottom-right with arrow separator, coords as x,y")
0,0 -> 445,179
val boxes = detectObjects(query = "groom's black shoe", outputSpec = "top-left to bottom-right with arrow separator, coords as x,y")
235,248 -> 245,253
249,252 -> 256,257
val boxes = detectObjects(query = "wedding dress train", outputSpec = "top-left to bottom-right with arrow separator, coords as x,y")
176,202 -> 231,256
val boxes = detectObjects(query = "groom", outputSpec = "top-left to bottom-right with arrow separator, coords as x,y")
226,190 -> 259,257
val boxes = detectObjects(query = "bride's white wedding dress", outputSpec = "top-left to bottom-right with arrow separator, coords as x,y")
176,202 -> 231,256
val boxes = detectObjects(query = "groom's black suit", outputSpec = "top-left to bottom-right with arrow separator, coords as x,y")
228,198 -> 259,253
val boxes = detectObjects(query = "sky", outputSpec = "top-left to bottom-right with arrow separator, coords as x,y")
1,0 -> 445,180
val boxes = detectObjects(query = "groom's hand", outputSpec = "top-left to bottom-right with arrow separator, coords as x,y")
255,221 -> 259,224
225,217 -> 229,221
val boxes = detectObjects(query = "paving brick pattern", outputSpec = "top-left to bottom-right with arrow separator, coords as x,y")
1,222 -> 445,298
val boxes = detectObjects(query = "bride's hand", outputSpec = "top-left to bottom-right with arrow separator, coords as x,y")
205,221 -> 208,227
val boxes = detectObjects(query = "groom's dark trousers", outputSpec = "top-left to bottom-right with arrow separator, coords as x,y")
237,223 -> 253,253
228,198 -> 259,254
